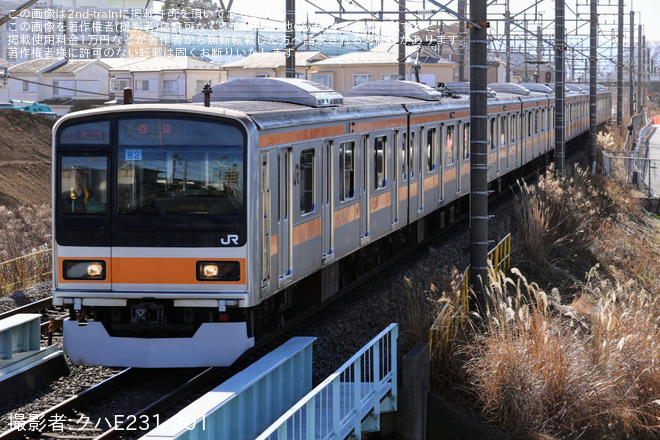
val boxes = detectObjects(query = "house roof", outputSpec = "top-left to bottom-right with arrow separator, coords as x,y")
223,51 -> 327,69
8,58 -> 67,74
312,44 -> 455,66
45,59 -> 110,75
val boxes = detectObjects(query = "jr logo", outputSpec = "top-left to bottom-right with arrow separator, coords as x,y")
221,234 -> 239,245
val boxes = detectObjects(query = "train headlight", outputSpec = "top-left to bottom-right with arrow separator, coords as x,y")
63,260 -> 106,280
197,261 -> 240,282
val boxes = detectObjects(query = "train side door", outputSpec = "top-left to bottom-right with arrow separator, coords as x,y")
277,147 -> 293,287
360,135 -> 370,245
260,152 -> 271,295
407,127 -> 419,223
322,140 -> 334,263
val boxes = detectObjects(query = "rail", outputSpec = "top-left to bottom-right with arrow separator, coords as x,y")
0,249 -> 51,295
256,323 -> 398,440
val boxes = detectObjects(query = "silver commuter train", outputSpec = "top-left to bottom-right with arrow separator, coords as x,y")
52,78 -> 612,367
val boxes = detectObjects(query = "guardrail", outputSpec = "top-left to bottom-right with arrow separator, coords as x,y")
461,233 -> 512,298
429,234 -> 512,360
0,249 -> 52,294
141,337 -> 316,440
256,323 -> 398,440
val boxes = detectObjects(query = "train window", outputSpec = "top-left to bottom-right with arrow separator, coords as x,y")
300,149 -> 315,215
528,112 -> 533,137
426,127 -> 437,171
59,156 -> 108,214
374,136 -> 386,189
463,122 -> 470,160
446,125 -> 455,164
116,118 -> 245,216
409,131 -> 415,179
401,133 -> 408,181
339,141 -> 355,201
500,116 -> 506,147
489,118 -> 496,149
534,110 -> 539,134
511,114 -> 517,144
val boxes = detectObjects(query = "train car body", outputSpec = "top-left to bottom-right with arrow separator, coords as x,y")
52,79 -> 611,367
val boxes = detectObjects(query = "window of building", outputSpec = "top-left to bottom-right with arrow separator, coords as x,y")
195,80 -> 211,94
136,80 -> 150,91
310,74 -> 332,88
300,149 -> 315,215
353,74 -> 371,87
162,80 -> 179,96
339,142 -> 355,201
112,79 -> 129,91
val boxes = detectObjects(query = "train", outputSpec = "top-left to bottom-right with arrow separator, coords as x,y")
52,78 -> 612,367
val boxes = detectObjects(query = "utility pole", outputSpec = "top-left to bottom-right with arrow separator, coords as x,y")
469,0 -> 488,312
590,0 -> 598,166
505,0 -> 511,82
458,0 -> 466,81
555,0 -> 566,174
285,0 -> 295,78
638,27 -> 643,111
630,10 -> 635,117
399,0 -> 406,79
617,0 -> 623,126
524,17 -> 528,81
536,25 -> 542,83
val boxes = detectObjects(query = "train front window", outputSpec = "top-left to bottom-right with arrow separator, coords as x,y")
117,118 -> 244,216
60,156 -> 108,215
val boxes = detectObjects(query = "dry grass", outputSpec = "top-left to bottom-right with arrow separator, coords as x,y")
413,131 -> 660,438
0,204 -> 52,294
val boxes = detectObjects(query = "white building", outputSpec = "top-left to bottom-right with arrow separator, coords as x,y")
107,56 -> 226,103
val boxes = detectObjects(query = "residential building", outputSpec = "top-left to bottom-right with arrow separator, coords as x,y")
306,44 -> 456,93
7,57 -> 111,114
222,51 -> 329,81
107,56 -> 226,102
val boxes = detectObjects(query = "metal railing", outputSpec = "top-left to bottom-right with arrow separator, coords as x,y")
0,249 -> 52,294
256,323 -> 398,440
141,337 -> 316,440
461,233 -> 512,298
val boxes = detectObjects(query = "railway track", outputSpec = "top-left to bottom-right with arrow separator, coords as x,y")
0,296 -> 67,337
0,366 -> 240,440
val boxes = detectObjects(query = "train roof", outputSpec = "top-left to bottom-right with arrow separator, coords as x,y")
58,78 -> 607,134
